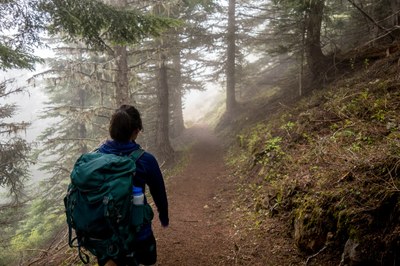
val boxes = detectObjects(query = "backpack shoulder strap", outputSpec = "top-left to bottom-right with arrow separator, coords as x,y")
129,147 -> 145,163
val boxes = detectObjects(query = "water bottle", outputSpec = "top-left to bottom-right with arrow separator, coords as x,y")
132,186 -> 144,205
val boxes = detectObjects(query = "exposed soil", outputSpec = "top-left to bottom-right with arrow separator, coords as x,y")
153,125 -> 235,265
152,125 -> 306,266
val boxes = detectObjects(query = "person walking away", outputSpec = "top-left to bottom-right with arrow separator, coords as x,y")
97,104 -> 169,265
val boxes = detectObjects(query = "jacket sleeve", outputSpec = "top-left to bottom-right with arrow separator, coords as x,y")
142,153 -> 169,226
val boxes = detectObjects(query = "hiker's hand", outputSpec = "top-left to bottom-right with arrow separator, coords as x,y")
161,221 -> 169,228
105,260 -> 117,266
160,216 -> 169,228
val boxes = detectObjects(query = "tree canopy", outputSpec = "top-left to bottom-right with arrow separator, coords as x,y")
0,0 -> 179,70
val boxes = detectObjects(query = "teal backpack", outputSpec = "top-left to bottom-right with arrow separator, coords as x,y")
64,149 -> 154,264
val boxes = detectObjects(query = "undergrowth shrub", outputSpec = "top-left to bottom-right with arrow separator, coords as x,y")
6,198 -> 65,263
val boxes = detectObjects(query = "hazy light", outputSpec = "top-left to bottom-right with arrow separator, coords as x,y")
183,83 -> 223,124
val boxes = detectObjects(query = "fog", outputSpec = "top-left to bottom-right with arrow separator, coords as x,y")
183,83 -> 223,125
2,69 -> 222,141
0,65 -> 222,197
1,70 -> 48,141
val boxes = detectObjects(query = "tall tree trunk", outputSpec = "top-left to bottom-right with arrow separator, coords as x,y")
156,53 -> 174,160
226,0 -> 237,113
112,0 -> 130,107
78,87 -> 88,154
391,0 -> 400,26
114,46 -> 130,106
299,11 -> 307,96
305,0 -> 327,81
171,50 -> 185,137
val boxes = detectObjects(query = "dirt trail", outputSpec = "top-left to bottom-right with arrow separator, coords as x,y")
152,125 -> 236,266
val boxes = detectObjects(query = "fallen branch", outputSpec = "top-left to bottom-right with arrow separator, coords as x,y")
305,245 -> 327,265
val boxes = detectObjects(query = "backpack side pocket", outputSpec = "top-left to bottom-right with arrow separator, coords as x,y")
131,204 -> 154,229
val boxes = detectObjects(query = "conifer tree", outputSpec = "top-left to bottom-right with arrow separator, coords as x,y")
226,0 -> 237,113
36,48 -> 113,199
0,79 -> 31,201
0,0 -> 40,200
132,0 -> 216,158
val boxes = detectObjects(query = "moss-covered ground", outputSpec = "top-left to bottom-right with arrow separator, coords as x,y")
219,46 -> 400,265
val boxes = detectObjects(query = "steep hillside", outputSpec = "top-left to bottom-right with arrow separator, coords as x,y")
219,45 -> 400,265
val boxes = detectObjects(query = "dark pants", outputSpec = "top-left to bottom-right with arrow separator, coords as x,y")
98,233 -> 157,266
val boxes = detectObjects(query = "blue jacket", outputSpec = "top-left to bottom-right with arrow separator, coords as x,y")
98,140 -> 169,228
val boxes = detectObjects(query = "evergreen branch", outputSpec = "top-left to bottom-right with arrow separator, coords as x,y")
127,48 -> 158,56
0,80 -> 25,98
0,122 -> 31,134
128,60 -> 149,69
0,44 -> 43,70
347,0 -> 395,40
44,137 -> 100,143
40,0 -> 181,50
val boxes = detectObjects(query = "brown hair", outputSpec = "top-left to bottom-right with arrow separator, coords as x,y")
109,105 -> 143,142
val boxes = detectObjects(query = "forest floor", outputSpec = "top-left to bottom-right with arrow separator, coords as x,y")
152,125 -> 306,266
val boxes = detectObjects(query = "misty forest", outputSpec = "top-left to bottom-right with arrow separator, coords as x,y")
1,0 -> 400,265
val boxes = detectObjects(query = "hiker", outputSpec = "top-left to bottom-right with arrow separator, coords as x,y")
96,104 -> 169,266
